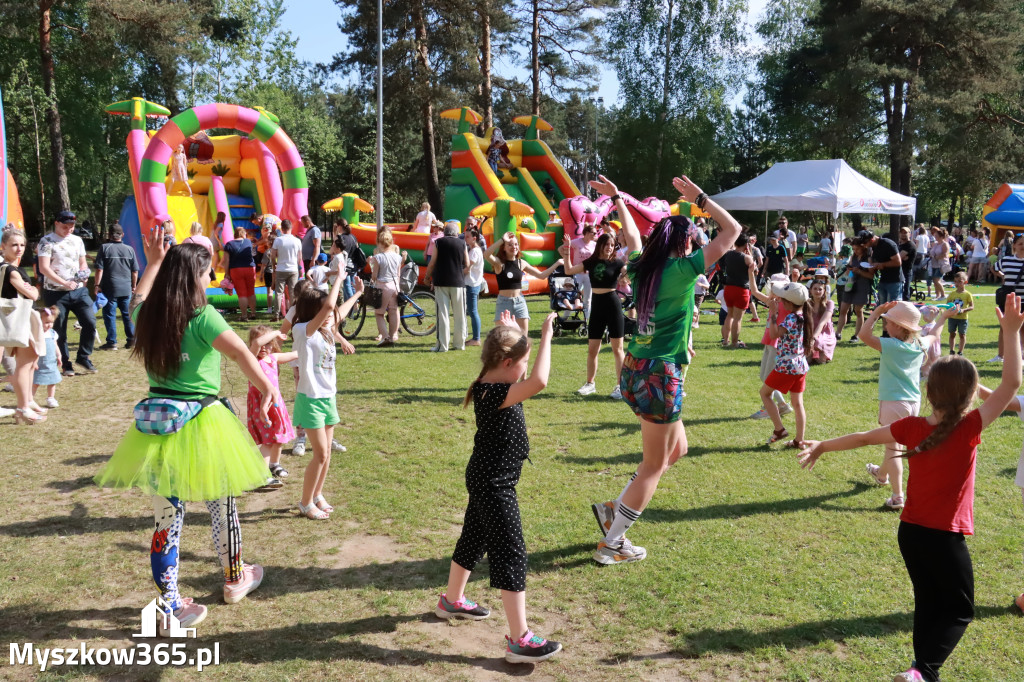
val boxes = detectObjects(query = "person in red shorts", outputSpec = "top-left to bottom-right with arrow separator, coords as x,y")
221,227 -> 257,320
719,233 -> 756,348
760,281 -> 811,446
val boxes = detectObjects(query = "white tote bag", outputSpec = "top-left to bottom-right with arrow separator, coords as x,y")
0,264 -> 33,348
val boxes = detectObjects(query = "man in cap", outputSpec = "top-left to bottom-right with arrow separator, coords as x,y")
38,210 -> 98,374
93,223 -> 139,350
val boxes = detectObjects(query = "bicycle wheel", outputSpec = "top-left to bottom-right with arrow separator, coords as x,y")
401,291 -> 437,336
339,300 -> 367,339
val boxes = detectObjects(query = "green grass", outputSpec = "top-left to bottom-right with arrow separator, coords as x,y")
2,283 -> 1023,680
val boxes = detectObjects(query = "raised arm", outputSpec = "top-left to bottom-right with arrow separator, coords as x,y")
560,235 -> 585,275
249,329 -> 288,355
857,301 -> 894,351
213,329 -> 274,425
673,175 -> 741,267
484,235 -> 506,272
979,293 -> 1024,427
501,312 -> 557,408
133,225 -> 171,305
523,259 -> 564,280
590,175 -> 641,253
305,269 -> 345,339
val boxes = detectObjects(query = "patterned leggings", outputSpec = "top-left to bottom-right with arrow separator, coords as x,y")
150,496 -> 242,612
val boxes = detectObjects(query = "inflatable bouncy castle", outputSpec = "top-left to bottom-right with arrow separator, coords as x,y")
0,84 -> 25,229
105,98 -> 309,274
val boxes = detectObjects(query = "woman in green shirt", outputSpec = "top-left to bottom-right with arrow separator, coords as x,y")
589,174 -> 742,566
95,226 -> 276,634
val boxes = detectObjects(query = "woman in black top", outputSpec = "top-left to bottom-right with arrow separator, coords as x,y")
720,234 -> 755,349
898,227 -> 917,302
484,232 -> 563,334
564,232 -> 627,397
220,227 -> 258,320
1,228 -> 45,423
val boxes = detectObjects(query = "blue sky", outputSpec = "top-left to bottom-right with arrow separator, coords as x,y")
278,0 -> 770,108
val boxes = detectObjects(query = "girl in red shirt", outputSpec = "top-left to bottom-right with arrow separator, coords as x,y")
796,293 -> 1024,682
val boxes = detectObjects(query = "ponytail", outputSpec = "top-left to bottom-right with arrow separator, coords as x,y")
463,325 -> 532,408
463,371 -> 484,408
799,301 -> 812,355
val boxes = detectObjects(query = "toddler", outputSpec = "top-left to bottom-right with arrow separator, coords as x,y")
693,272 -> 710,328
32,306 -> 62,409
247,326 -> 298,490
946,272 -> 974,355
306,253 -> 330,292
554,280 -> 583,312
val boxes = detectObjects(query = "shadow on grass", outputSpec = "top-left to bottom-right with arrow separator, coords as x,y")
642,482 -> 875,523
63,454 -> 111,466
46,475 -> 99,493
601,604 -> 1013,662
0,503 -> 277,537
0,605 -> 537,675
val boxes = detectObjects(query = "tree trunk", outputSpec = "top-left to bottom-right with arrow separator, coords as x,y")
948,195 -> 957,236
39,0 -> 70,213
411,1 -> 441,208
653,0 -> 674,191
883,78 -> 910,237
531,0 -> 540,115
478,0 -> 493,129
29,75 -> 46,228
102,125 -> 110,232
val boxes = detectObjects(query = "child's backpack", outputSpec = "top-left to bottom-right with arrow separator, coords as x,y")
400,261 -> 419,294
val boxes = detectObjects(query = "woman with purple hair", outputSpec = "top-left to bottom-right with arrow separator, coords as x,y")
589,174 -> 742,566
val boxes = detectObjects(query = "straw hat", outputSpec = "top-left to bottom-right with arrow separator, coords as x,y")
770,281 -> 809,306
881,301 -> 922,333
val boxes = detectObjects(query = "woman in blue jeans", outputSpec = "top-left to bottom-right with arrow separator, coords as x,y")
464,230 -> 485,346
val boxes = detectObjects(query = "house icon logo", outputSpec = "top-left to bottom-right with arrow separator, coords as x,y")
133,597 -> 196,638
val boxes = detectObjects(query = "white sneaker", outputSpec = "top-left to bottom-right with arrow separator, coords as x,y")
0,407 -> 13,418
292,439 -> 306,456
749,408 -> 770,420
777,402 -> 792,416
45,397 -> 59,408
1,383 -> 12,392
577,382 -> 596,396
988,355 -> 1003,363
331,439 -> 347,452
609,386 -> 622,400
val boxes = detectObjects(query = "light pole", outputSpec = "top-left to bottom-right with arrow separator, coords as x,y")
591,96 -> 603,187
376,0 -> 383,230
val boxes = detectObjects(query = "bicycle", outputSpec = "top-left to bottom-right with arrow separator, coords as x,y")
339,277 -> 438,339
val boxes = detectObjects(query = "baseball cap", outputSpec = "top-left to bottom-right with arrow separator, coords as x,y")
316,253 -> 328,264
57,210 -> 76,223
856,229 -> 874,241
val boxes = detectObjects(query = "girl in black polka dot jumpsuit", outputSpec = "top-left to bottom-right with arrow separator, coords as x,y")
434,309 -> 562,664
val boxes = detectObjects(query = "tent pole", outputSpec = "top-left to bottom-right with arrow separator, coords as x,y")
764,211 -> 768,244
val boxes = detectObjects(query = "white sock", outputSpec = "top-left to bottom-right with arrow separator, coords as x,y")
613,471 -> 638,513
604,503 -> 641,544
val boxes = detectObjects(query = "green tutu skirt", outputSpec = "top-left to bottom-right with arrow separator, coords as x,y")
94,401 -> 270,502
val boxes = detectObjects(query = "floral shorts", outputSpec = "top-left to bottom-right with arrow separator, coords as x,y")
619,353 -> 685,424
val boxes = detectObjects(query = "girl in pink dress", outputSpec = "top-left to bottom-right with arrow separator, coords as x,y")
807,279 -> 836,364
247,326 -> 297,483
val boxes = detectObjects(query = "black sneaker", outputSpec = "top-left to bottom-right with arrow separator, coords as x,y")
124,340 -> 134,350
98,343 -> 118,351
62,365 -> 76,377
504,630 -> 562,663
75,358 -> 98,373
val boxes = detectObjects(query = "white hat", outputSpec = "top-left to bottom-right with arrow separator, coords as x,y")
813,268 -> 830,279
770,281 -> 809,306
768,273 -> 790,284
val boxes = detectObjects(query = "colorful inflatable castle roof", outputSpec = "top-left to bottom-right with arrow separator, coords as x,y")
982,183 -> 1024,249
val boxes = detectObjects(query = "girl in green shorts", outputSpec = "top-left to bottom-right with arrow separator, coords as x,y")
291,270 -> 364,519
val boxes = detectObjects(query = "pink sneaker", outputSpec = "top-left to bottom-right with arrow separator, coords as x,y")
893,668 -> 925,682
223,564 -> 264,604
157,598 -> 207,637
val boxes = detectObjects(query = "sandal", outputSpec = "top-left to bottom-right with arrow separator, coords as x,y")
884,495 -> 905,510
785,439 -> 807,449
866,463 -> 889,486
313,494 -> 334,513
767,427 -> 789,444
269,464 -> 289,479
736,341 -> 747,349
298,501 -> 329,520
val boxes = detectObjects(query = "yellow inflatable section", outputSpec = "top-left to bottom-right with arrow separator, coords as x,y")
165,195 -> 211,246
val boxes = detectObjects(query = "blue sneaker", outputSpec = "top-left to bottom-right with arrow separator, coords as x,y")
434,594 -> 490,620
505,629 -> 562,663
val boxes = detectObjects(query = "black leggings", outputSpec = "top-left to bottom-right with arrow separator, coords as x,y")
897,521 -> 974,682
588,291 -> 624,340
452,487 -> 527,592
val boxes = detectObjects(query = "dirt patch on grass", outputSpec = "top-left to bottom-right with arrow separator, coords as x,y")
329,534 -> 407,568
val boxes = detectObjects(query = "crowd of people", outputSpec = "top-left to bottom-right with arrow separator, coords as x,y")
2,181 -> 1024,678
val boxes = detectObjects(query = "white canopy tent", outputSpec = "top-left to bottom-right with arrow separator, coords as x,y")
710,159 -> 916,218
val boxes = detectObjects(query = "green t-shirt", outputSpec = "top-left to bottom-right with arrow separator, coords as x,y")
142,305 -> 231,397
948,290 -> 973,320
626,249 -> 705,364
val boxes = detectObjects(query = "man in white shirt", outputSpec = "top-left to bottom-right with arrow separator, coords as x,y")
38,210 -> 98,375
270,219 -> 303,320
772,217 -> 798,254
412,202 -> 436,233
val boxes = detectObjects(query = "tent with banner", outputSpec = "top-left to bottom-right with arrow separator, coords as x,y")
710,159 -> 916,245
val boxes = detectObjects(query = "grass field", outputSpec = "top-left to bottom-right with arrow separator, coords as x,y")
1,284 -> 1023,681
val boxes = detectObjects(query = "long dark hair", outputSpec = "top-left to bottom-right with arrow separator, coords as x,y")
901,355 -> 978,457
627,215 -> 694,333
132,244 -> 212,381
583,233 -> 616,272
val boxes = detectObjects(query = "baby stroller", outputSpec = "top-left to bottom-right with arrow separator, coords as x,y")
549,269 -> 588,338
